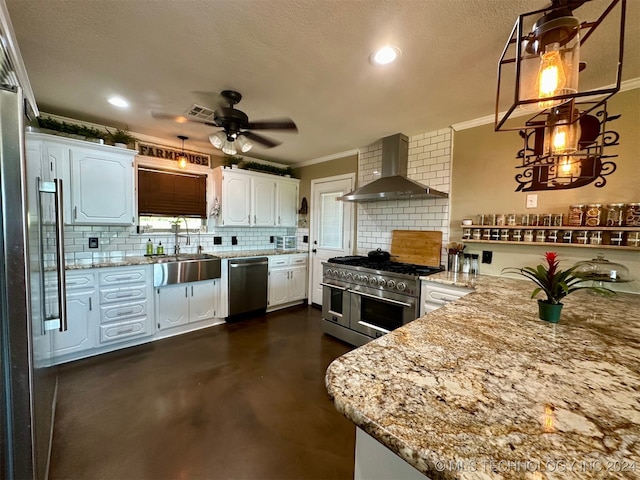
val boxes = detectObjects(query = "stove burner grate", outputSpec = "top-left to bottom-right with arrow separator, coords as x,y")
327,256 -> 442,276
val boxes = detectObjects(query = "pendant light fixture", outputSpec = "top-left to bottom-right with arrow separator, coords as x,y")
177,135 -> 188,169
544,102 -> 581,155
495,0 -> 626,132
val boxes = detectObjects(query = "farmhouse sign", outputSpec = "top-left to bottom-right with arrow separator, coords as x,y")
137,142 -> 210,167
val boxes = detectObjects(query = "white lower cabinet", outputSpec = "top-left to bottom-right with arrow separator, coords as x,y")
267,254 -> 308,311
157,279 -> 219,331
53,272 -> 97,358
420,281 -> 473,316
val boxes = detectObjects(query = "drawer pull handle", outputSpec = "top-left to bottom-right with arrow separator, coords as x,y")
115,293 -> 134,298
116,328 -> 134,335
116,310 -> 135,316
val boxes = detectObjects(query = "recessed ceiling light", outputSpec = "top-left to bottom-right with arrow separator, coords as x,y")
108,96 -> 129,108
371,46 -> 401,65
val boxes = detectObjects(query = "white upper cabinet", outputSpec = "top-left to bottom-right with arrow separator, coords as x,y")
212,167 -> 298,228
26,133 -> 136,226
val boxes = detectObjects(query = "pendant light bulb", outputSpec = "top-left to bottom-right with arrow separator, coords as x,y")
537,43 -> 567,109
177,135 -> 189,169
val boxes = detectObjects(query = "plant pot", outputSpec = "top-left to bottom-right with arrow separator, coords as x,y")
537,300 -> 563,323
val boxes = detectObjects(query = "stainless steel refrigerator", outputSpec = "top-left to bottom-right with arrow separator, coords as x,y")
1,1 -> 62,478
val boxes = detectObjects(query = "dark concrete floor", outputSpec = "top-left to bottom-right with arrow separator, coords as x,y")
50,305 -> 355,480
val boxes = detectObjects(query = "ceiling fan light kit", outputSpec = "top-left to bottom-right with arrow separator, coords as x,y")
153,89 -> 297,156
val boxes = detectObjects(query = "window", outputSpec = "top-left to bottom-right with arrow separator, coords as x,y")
138,167 -> 207,218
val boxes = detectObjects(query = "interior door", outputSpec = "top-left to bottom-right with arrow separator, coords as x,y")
309,174 -> 355,306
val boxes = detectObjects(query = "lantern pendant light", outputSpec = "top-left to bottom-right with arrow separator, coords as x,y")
177,135 -> 188,169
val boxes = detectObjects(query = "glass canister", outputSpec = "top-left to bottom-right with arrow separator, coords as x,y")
484,214 -> 495,226
585,204 -> 603,226
552,213 -> 564,227
610,231 -> 624,246
477,214 -> 486,226
576,230 -> 589,244
606,203 -> 625,227
462,228 -> 472,240
500,229 -> 510,241
625,203 -> 640,227
541,213 -> 553,226
495,214 -> 506,226
535,230 -> 546,242
529,213 -> 540,226
506,213 -> 517,226
472,229 -> 482,240
547,229 -> 559,243
482,228 -> 491,240
568,204 -> 585,226
490,229 -> 500,240
524,229 -> 534,242
589,231 -> 603,245
519,213 -> 530,226
512,229 -> 522,241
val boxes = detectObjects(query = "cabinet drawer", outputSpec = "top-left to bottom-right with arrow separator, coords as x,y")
65,271 -> 96,290
289,254 -> 307,266
99,318 -> 150,344
100,300 -> 148,324
99,267 -> 147,286
421,283 -> 472,306
100,285 -> 147,304
269,256 -> 289,268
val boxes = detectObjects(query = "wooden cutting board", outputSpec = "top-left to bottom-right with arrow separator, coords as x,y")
390,230 -> 442,267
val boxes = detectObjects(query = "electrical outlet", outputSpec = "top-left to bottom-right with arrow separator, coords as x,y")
270,236 -> 274,243
482,250 -> 493,264
231,236 -> 238,246
303,235 -> 309,243
526,194 -> 538,208
213,236 -> 222,245
88,237 -> 99,248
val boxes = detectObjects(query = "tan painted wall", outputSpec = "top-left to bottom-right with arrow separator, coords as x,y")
293,153 -> 358,206
450,88 -> 640,293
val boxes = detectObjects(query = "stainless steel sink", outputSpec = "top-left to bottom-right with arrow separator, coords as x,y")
153,255 -> 221,286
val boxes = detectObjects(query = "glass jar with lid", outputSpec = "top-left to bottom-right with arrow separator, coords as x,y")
626,203 -> 640,226
610,231 -> 624,246
606,203 -> 625,227
589,230 -> 603,245
547,229 -> 559,243
568,205 -> 584,226
535,230 -> 546,242
573,253 -> 631,283
585,204 -> 603,226
523,230 -> 534,242
576,230 -> 589,244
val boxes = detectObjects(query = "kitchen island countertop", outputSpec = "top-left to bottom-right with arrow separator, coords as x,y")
325,274 -> 640,479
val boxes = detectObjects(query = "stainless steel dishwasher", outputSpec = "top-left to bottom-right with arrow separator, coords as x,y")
228,257 -> 269,317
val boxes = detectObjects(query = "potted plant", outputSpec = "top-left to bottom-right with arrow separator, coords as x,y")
502,252 -> 614,323
223,155 -> 243,168
107,128 -> 137,148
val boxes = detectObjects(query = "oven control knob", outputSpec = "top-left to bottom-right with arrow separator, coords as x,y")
352,274 -> 360,281
387,280 -> 396,289
326,269 -> 333,277
360,275 -> 369,283
397,282 -> 407,291
369,277 -> 377,286
339,271 -> 346,278
378,278 -> 386,287
346,273 -> 353,281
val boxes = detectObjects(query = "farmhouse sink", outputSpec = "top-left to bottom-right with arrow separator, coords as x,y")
153,254 -> 221,287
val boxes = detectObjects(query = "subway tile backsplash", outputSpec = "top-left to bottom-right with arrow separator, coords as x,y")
62,225 -> 300,265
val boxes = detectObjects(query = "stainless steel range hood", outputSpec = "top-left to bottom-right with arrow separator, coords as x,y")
338,133 -> 448,202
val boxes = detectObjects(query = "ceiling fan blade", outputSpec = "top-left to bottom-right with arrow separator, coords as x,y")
246,118 -> 298,132
241,131 -> 281,148
151,111 -> 217,127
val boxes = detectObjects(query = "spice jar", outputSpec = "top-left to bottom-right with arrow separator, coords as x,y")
529,213 -> 540,226
627,232 -> 640,247
547,229 -> 559,243
477,214 -> 486,226
507,213 -> 517,226
576,230 -> 589,245
472,229 -> 482,240
610,231 -> 624,246
606,203 -> 625,227
524,229 -> 534,242
589,231 -> 603,245
500,229 -> 510,241
552,213 -> 564,227
535,230 -> 546,242
568,204 -> 585,226
512,229 -> 522,241
625,203 -> 640,226
484,214 -> 495,226
482,229 -> 491,240
490,229 -> 500,240
519,214 -> 530,226
462,228 -> 472,240
562,230 -> 574,243
541,213 -> 553,226
585,204 -> 603,226
495,214 -> 506,226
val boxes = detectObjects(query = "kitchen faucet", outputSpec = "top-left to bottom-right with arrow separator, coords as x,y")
174,216 -> 191,254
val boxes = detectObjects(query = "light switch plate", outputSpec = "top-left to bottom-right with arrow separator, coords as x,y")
526,194 -> 538,208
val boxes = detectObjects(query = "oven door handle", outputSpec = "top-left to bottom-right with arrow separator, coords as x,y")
357,321 -> 390,335
348,289 -> 412,308
320,282 -> 348,291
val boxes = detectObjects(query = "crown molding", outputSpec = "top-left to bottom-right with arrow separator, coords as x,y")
292,149 -> 360,168
451,77 -> 640,132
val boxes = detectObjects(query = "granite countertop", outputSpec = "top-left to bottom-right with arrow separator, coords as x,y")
64,249 -> 308,270
326,275 -> 640,479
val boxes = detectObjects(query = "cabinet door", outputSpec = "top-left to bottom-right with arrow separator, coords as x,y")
289,265 -> 307,301
268,268 -> 289,306
157,285 -> 189,329
221,172 -> 251,226
53,290 -> 95,357
189,280 -> 216,322
276,181 -> 298,227
252,177 -> 276,226
69,147 -> 134,225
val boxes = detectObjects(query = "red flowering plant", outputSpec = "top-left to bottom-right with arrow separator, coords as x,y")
502,252 -> 614,305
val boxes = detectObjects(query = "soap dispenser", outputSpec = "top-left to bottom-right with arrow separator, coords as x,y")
146,238 -> 153,255
157,242 -> 164,255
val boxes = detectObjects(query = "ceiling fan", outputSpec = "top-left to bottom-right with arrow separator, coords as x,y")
152,90 -> 297,155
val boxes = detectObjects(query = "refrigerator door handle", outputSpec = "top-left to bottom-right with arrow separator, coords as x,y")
54,178 -> 67,332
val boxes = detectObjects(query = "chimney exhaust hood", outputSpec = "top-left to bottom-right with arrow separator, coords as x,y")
338,133 -> 448,202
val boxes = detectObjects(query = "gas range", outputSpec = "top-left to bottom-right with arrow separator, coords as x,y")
321,256 -> 443,347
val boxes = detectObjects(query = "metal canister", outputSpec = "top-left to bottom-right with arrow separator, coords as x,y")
568,205 -> 584,226
584,204 -> 603,227
625,203 -> 640,227
606,203 -> 625,226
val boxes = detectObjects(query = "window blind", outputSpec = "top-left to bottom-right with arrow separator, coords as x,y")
138,167 -> 207,218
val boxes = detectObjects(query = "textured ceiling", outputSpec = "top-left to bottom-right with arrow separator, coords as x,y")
5,0 -> 639,165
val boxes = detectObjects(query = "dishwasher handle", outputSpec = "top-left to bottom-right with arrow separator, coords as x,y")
229,257 -> 269,268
